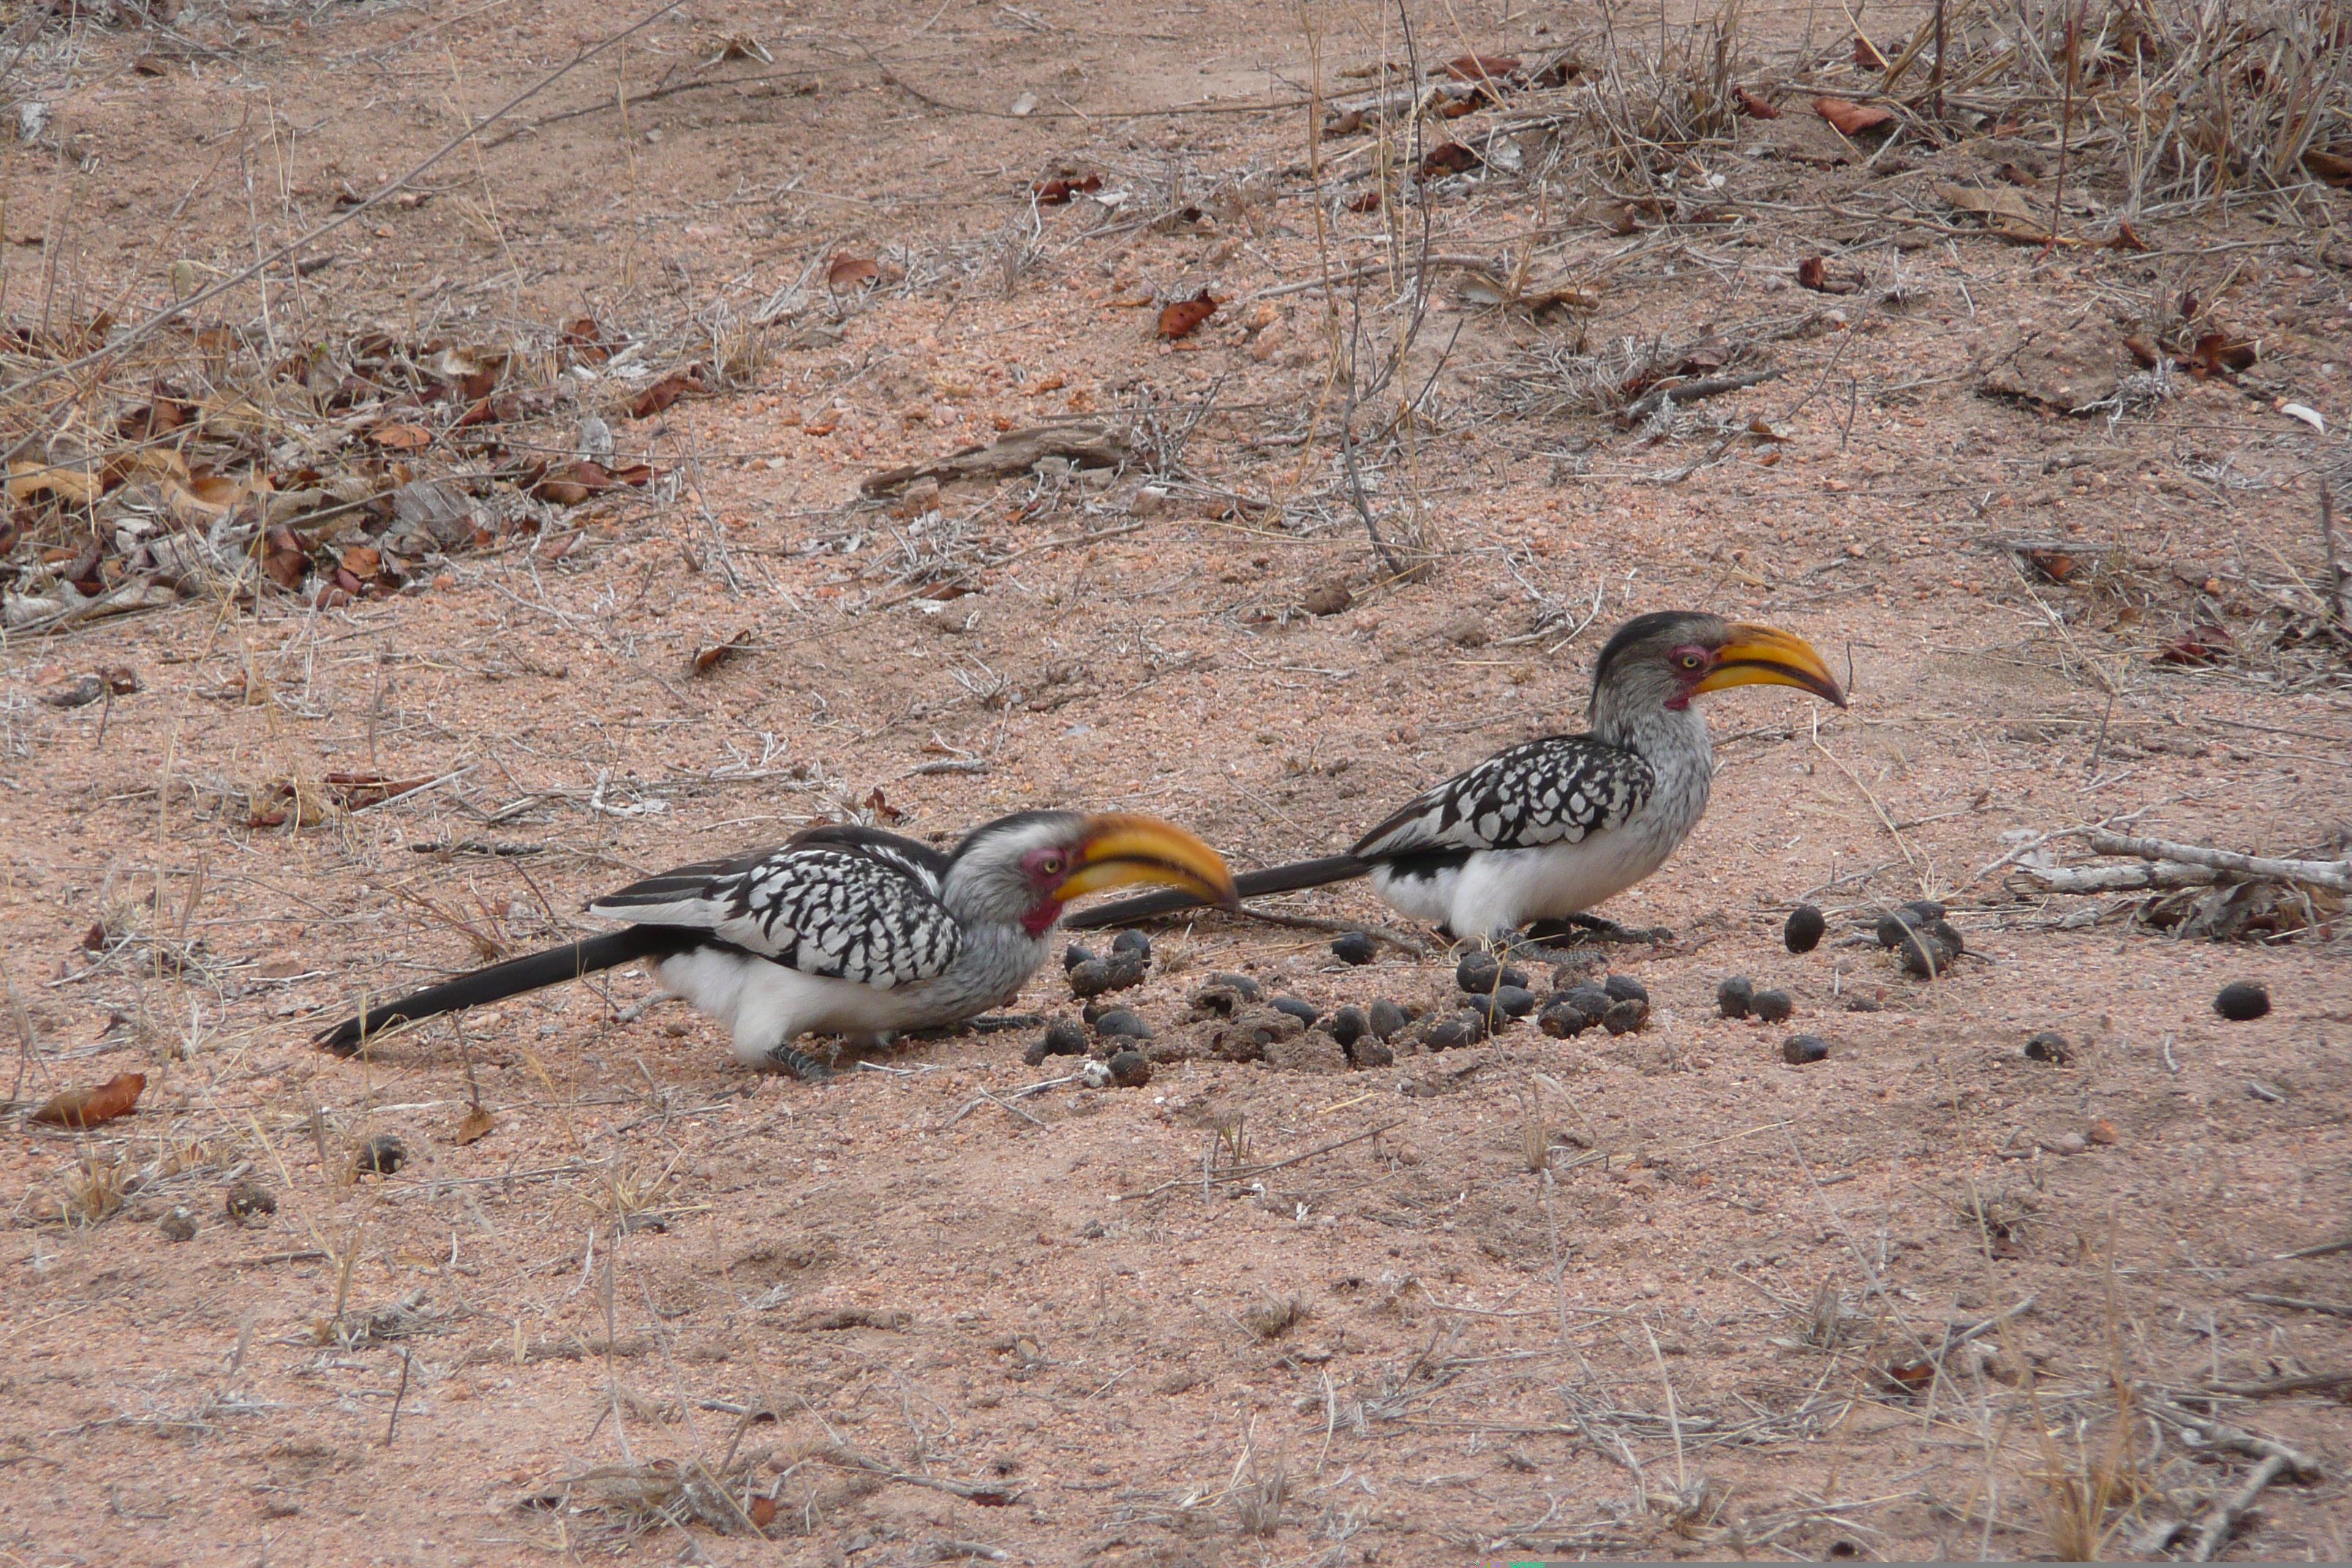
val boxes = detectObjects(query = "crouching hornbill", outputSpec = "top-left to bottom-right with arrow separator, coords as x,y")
317,812 -> 1235,1077
1068,611 -> 1845,944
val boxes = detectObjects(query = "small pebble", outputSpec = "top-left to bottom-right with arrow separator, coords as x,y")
1463,988 -> 1530,1029
1063,943 -> 1097,972
157,1207 -> 196,1243
2023,1030 -> 2069,1064
1329,1006 -> 1368,1049
1895,928 -> 1958,979
1367,1000 -> 1409,1041
1602,974 -> 1649,1005
1109,930 -> 1152,961
1844,995 -> 1884,1012
1455,952 -> 1502,995
1782,1034 -> 1830,1064
1270,995 -> 1320,1028
1348,1038 -> 1395,1068
1207,972 -> 1261,1002
1092,1008 -> 1150,1040
1556,984 -> 1613,1024
1602,997 -> 1649,1036
2086,1117 -> 2120,1145
1784,905 -> 1825,954
225,1180 -> 276,1225
1421,1011 -> 1488,1050
1107,1049 -> 1152,1088
2215,981 -> 2270,1022
1716,976 -> 1755,1019
1077,1059 -> 1114,1089
1331,931 -> 1376,965
353,1134 -> 407,1177
1537,1002 -> 1595,1039
1751,989 -> 1794,1024
2042,1131 -> 2088,1157
1042,1020 -> 1088,1057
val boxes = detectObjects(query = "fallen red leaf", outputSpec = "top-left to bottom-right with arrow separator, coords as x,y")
1814,97 -> 1895,136
632,374 -> 690,419
690,630 -> 753,674
2109,220 -> 2150,252
2191,332 -> 2257,376
562,317 -> 611,364
1033,173 -> 1102,203
749,1496 -> 777,1529
262,525 -> 309,590
1853,36 -> 1888,69
33,1072 -> 146,1129
2304,148 -> 2352,187
369,422 -> 432,452
1735,86 -> 1779,118
863,787 -> 902,824
1444,54 -> 1520,80
1156,289 -> 1218,341
2123,334 -> 2161,369
2158,622 -> 2233,664
2021,549 -> 2076,583
1417,141 -> 1481,178
1524,56 -> 1584,88
827,253 -> 881,292
1346,189 -> 1384,213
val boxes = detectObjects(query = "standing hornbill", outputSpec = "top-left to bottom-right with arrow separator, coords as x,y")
1067,611 -> 1844,943
317,812 -> 1234,1076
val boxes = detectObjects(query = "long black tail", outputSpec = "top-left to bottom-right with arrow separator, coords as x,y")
1064,854 -> 1371,930
316,927 -> 698,1055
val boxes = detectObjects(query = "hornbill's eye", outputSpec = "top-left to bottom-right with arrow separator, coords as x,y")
1036,852 -> 1066,878
1676,652 -> 1707,671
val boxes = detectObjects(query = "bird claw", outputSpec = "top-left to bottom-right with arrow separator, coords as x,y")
1504,914 -> 1672,958
766,1044 -> 834,1082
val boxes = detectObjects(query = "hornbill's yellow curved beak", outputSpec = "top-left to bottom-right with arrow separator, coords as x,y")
1694,624 -> 1848,708
1055,814 -> 1239,908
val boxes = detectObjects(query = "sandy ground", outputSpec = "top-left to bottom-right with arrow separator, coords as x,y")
2,0 -> 2350,1561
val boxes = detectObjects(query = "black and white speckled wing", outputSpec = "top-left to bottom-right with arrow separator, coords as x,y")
1351,734 -> 1653,859
587,826 -> 962,990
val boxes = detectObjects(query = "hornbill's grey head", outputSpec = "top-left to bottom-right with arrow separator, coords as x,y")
1587,611 -> 1847,737
943,810 -> 1238,935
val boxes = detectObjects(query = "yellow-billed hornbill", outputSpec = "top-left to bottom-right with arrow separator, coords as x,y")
1068,612 -> 1844,943
318,812 -> 1234,1077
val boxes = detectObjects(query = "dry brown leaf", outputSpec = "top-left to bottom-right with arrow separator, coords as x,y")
1852,35 -> 1887,69
1735,86 -> 1779,118
33,1072 -> 146,1129
1417,141 -> 1480,178
369,423 -> 433,452
1156,289 -> 1218,341
1934,181 -> 2051,242
827,253 -> 881,292
2304,148 -> 2352,187
690,629 -> 754,674
456,1107 -> 497,1145
1814,97 -> 1895,136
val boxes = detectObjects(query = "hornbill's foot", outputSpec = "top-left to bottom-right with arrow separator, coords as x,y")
1505,914 -> 1673,957
765,1043 -> 836,1082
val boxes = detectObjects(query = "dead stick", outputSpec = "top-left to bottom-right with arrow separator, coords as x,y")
1615,368 -> 1786,426
2085,832 -> 2351,892
2188,1452 -> 2293,1562
385,1349 -> 412,1447
2323,482 -> 2349,631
